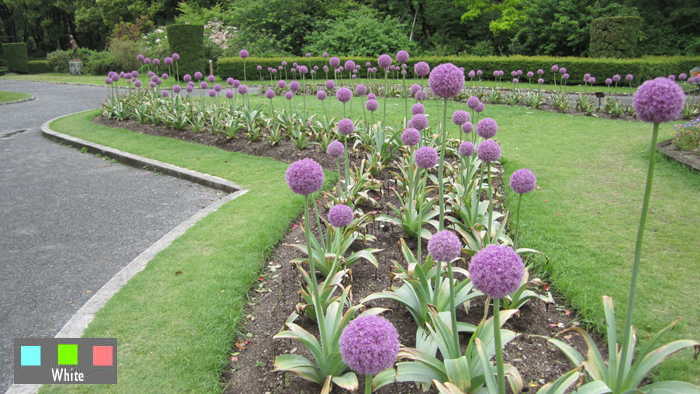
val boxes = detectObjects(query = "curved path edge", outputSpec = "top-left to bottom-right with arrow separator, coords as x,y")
0,96 -> 36,106
6,112 -> 250,394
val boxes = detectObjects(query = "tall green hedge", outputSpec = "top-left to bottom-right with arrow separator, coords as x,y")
217,55 -> 700,85
166,24 -> 204,79
27,59 -> 52,74
589,16 -> 642,58
3,43 -> 29,73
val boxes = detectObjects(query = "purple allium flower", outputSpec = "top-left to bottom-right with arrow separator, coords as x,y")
337,118 -> 354,135
105,77 -> 112,85
512,78 -> 519,84
336,87 -> 352,103
208,89 -> 216,97
396,50 -> 409,64
161,90 -> 169,97
298,65 -> 308,74
679,73 -> 688,81
265,88 -> 275,99
329,56 -> 340,68
322,51 -> 329,57
562,73 -> 570,80
172,53 -> 180,61
415,91 -> 428,101
340,315 -> 399,376
468,70 -> 476,79
365,99 -> 378,112
164,57 -> 173,65
137,54 -> 145,62
194,71 -> 203,80
285,158 -> 324,195
232,79 -> 241,88
589,77 -> 596,84
401,128 -> 421,146
452,110 -> 470,125
378,54 -> 392,69
510,168 -> 537,194
477,118 -> 498,139
183,74 -> 192,82
285,90 -> 294,100
134,80 -> 142,88
429,63 -> 464,98
278,80 -> 286,89
325,80 -> 335,90
511,70 -> 518,77
200,81 -> 209,89
238,85 -> 248,94
613,74 -> 621,82
173,84 -> 181,94
527,71 -> 534,78
467,96 -> 481,110
470,245 -> 524,299
354,84 -> 367,96
428,230 -> 462,262
256,65 -> 262,71
559,67 -> 567,74
633,77 -> 686,123
148,81 -> 156,88
316,89 -> 326,100
322,65 -> 329,73
414,61 -> 430,77
477,69 -> 483,76
605,78 -> 613,86
326,140 -> 344,158
415,146 -> 438,169
410,84 -> 422,96
551,64 -> 559,72
477,140 -> 501,162
225,89 -> 234,99
459,141 -> 474,156
412,103 -> 425,115
584,73 -> 591,80
214,84 -> 222,92
328,204 -> 353,227
153,58 -> 160,65
667,74 -> 676,81
207,74 -> 215,82
462,122 -> 473,134
186,85 -> 193,93
131,70 -> 139,78
290,81 -> 300,92
368,93 -> 376,100
410,114 -> 429,131
344,60 -> 356,71
537,69 -> 544,75
144,57 -> 152,64
239,49 -> 249,58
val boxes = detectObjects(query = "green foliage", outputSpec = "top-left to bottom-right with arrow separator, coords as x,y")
46,49 -> 96,73
108,38 -> 143,71
84,51 -> 119,75
166,24 -> 205,78
27,59 -> 52,73
673,120 -> 700,151
303,7 -> 416,57
589,16 -> 642,58
3,42 -> 29,73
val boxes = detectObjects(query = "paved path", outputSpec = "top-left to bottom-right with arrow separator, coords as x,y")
0,81 -> 224,392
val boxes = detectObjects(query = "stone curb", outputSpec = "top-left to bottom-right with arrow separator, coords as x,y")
5,113 -> 250,394
657,138 -> 700,172
0,96 -> 36,106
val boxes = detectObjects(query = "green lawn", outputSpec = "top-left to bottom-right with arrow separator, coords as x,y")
0,89 -> 31,103
41,110 -> 336,393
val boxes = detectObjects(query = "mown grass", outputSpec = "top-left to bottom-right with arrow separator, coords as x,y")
41,110 -> 336,393
0,89 -> 31,103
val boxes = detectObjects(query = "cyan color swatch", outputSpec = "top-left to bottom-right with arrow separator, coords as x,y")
20,345 -> 41,366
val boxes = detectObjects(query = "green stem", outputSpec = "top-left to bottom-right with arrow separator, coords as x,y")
447,262 -> 459,350
438,98 -> 448,230
403,73 -> 408,126
343,137 -> 350,200
364,374 -> 373,394
383,70 -> 388,125
615,122 -> 660,391
514,194 -> 523,247
487,162 -> 494,243
493,298 -> 505,394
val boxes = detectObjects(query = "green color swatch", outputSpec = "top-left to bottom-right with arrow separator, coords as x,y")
57,344 -> 78,365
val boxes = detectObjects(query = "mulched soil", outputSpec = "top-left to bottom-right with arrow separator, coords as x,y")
99,116 -> 605,393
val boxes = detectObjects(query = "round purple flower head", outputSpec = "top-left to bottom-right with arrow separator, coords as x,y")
239,49 -> 249,58
468,70 -> 476,79
378,54 -> 392,69
285,158 -> 324,196
256,65 -> 262,71
137,54 -> 145,62
134,80 -> 142,88
194,71 -> 203,80
410,84 -> 422,96
173,84 -> 182,94
605,78 -> 613,86
365,99 -> 378,112
208,89 -> 216,97
368,93 -> 376,100
526,71 -> 534,78
613,74 -> 621,82
183,74 -> 192,82
428,230 -> 462,262
153,58 -> 160,65
415,91 -> 428,101
172,53 -> 180,61
462,122 -> 473,134
265,88 -> 275,99
396,50 -> 409,64
412,103 -> 425,115
537,78 -> 545,84
477,140 -> 501,162
467,96 -> 481,110
459,141 -> 474,157
232,79 -> 241,88
559,67 -> 567,74
287,80 -> 299,92
200,81 -> 209,89
344,60 -> 356,71
316,89 -> 327,100
105,77 -> 112,85
336,87 -> 352,103
281,90 -> 292,100
329,56 -> 340,68
161,90 -> 169,98
551,64 -> 559,72
340,315 -> 399,376
414,61 -> 430,77
679,73 -> 688,81
589,77 -> 596,84
401,128 -> 420,146
625,74 -> 634,81
325,80 -> 335,90
510,168 -> 537,194
477,118 -> 498,139
537,69 -> 544,75
148,81 -> 156,89
277,80 -> 286,89
337,118 -> 354,135
354,84 -> 367,96
429,63 -> 464,98
186,85 -> 193,93
633,77 -> 685,123
328,204 -> 353,227
164,57 -> 173,65
238,85 -> 248,94
414,146 -> 438,169
326,140 -> 344,158
410,114 -> 428,131
214,84 -> 222,92
225,89 -> 234,99
469,245 -> 524,299
452,110 -> 470,126
207,74 -> 215,82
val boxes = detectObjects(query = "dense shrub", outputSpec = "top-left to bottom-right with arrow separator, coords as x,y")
3,43 -> 29,73
166,24 -> 205,78
217,55 -> 700,85
109,37 -> 143,71
589,16 -> 642,58
84,51 -> 120,75
47,49 -> 97,73
27,60 -> 52,73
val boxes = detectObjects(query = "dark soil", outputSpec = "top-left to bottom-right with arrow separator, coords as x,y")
100,116 -> 605,394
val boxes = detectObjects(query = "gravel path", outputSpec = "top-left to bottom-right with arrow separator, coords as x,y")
0,81 -> 224,392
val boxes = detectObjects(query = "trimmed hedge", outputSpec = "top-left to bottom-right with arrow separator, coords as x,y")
589,16 -> 642,58
27,60 -> 52,74
217,55 -> 700,86
166,24 -> 205,80
3,43 -> 29,73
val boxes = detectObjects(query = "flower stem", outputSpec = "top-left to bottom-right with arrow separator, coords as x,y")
493,298 -> 505,394
514,193 -> 523,247
616,122 -> 660,391
438,98 -> 448,230
364,374 -> 373,394
487,162 -> 494,243
403,73 -> 408,126
447,261 -> 459,349
383,70 -> 388,125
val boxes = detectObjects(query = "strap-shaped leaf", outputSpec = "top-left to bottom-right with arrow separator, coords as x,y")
434,380 -> 467,394
625,339 -> 700,389
444,356 -> 472,390
573,380 -> 612,394
273,322 -> 322,362
396,361 -> 445,384
474,338 -> 498,393
537,367 -> 582,394
602,296 -> 619,384
331,371 -> 359,392
273,354 -> 322,384
505,363 -> 524,393
639,380 -> 700,394
372,367 -> 397,391
540,336 -> 584,367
